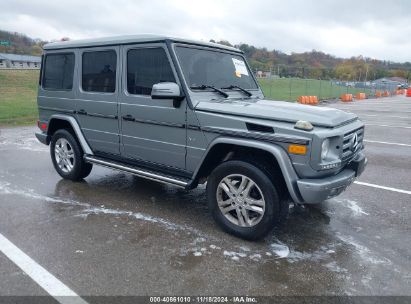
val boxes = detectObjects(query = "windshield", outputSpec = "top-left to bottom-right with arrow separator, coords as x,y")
175,46 -> 258,90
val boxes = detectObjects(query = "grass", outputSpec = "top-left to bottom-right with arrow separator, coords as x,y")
259,78 -> 375,101
0,69 -> 39,125
0,70 -> 380,126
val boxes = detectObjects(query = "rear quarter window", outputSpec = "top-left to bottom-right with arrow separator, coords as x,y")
42,53 -> 75,90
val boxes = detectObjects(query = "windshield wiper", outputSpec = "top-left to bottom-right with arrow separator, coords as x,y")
190,85 -> 229,98
221,85 -> 253,97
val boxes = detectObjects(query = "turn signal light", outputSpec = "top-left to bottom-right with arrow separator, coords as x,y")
294,120 -> 313,131
288,144 -> 307,155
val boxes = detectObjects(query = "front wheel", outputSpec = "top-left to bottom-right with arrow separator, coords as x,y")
50,129 -> 93,181
207,160 -> 287,240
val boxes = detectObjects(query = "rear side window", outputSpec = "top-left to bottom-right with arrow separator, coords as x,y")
82,50 -> 116,93
127,48 -> 175,95
42,53 -> 74,90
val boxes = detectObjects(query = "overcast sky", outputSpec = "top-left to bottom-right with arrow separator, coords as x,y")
1,0 -> 410,62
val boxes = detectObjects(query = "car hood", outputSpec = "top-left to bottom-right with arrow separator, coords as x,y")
195,98 -> 357,128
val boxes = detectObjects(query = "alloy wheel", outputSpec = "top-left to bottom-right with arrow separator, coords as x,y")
216,174 -> 266,227
54,138 -> 75,173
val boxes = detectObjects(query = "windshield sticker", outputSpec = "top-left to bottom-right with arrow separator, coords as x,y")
232,58 -> 249,77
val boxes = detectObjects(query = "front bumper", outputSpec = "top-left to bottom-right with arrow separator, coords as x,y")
297,152 -> 367,204
35,132 -> 50,145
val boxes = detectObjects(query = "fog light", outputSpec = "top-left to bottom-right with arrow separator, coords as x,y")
329,188 -> 338,196
37,120 -> 47,131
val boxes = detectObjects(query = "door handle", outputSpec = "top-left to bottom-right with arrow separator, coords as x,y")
122,115 -> 135,121
77,109 -> 87,115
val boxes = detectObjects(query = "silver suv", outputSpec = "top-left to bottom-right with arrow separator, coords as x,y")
35,35 -> 367,240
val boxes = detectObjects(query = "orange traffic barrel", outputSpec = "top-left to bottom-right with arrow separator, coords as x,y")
355,93 -> 366,100
340,94 -> 353,102
298,96 -> 318,105
309,96 -> 318,104
375,91 -> 382,97
383,91 -> 390,97
406,88 -> 411,97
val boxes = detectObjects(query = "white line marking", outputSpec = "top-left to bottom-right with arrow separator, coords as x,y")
365,124 -> 411,129
364,140 -> 411,147
329,105 -> 411,109
341,102 -> 410,105
359,114 -> 410,119
362,120 -> 411,125
354,181 -> 411,195
329,109 -> 411,114
0,233 -> 88,304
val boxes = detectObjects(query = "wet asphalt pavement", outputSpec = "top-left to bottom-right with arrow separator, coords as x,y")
0,95 -> 410,298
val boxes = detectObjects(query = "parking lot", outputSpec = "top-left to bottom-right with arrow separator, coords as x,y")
0,95 -> 410,300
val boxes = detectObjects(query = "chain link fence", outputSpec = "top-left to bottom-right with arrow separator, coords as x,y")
257,76 -> 401,102
256,71 -> 406,101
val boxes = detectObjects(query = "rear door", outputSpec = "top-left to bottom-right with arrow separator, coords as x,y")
38,51 -> 76,121
76,46 -> 120,155
119,43 -> 187,171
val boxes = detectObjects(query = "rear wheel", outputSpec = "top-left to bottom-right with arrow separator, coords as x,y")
50,129 -> 93,181
207,160 -> 287,240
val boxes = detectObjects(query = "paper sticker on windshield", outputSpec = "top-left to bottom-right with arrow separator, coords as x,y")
232,58 -> 249,77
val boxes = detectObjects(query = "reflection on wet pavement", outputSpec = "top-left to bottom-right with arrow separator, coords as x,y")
0,126 -> 410,296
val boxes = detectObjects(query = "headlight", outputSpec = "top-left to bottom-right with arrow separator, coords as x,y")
321,139 -> 330,160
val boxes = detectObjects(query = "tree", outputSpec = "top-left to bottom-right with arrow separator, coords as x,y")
31,45 -> 42,56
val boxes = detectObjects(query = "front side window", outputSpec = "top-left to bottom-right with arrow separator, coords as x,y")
42,53 -> 75,90
127,48 -> 175,95
82,50 -> 116,93
175,46 -> 258,90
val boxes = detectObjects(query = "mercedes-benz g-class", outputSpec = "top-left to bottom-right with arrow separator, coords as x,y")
35,35 -> 367,240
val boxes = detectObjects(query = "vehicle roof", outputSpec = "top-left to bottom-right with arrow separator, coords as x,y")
43,34 -> 242,53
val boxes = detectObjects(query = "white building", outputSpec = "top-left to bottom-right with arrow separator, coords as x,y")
0,53 -> 41,69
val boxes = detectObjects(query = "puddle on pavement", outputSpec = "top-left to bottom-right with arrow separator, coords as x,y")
1,126 -> 407,294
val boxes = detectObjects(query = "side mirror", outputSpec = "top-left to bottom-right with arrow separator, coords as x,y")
151,82 -> 185,108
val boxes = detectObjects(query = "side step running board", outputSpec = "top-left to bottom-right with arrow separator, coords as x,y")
84,155 -> 190,188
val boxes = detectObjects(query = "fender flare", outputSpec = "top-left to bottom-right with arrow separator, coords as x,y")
193,137 -> 304,204
48,114 -> 93,155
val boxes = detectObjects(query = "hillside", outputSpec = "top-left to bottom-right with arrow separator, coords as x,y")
213,40 -> 411,81
0,29 -> 410,81
0,30 -> 46,56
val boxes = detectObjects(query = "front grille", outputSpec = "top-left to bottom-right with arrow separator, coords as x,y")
342,127 -> 364,161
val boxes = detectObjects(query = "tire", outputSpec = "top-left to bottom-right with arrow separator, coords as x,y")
79,162 -> 93,179
207,160 -> 288,240
50,129 -> 93,181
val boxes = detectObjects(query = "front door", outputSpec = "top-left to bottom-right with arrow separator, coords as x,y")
119,43 -> 187,171
76,46 -> 120,155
